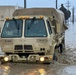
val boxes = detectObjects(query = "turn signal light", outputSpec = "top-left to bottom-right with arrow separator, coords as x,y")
25,16 -> 30,19
6,18 -> 9,20
40,16 -> 44,19
18,16 -> 25,19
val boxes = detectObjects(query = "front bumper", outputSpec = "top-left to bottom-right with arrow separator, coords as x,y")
2,54 -> 53,63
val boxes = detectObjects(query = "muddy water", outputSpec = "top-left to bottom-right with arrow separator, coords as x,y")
0,22 -> 76,75
0,61 -> 76,75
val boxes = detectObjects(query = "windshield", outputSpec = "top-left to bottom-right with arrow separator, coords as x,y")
1,19 -> 23,38
24,19 -> 47,37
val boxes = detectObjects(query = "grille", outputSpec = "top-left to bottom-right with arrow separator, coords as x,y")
24,45 -> 33,50
15,45 -> 23,50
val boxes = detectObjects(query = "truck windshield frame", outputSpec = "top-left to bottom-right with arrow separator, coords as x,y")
1,19 -> 23,38
46,20 -> 52,35
24,19 -> 47,37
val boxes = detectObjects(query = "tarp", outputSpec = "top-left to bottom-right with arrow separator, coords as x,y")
13,8 -> 63,19
13,8 -> 67,34
13,8 -> 64,24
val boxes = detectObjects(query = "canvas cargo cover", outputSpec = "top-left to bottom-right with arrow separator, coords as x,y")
13,8 -> 63,20
13,8 -> 64,24
13,8 -> 59,16
13,8 -> 67,34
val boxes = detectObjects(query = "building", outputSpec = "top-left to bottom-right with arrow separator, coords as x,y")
0,6 -> 22,31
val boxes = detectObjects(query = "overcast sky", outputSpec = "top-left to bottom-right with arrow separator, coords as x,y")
0,0 -> 75,9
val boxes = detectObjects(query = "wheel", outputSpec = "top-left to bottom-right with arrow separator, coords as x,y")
58,44 -> 63,53
53,53 -> 57,61
58,41 -> 65,54
62,38 -> 65,50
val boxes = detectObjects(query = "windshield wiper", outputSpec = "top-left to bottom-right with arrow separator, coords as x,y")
28,17 -> 36,30
13,18 -> 19,33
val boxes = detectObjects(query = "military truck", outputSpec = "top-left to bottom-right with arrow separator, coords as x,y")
0,8 -> 67,64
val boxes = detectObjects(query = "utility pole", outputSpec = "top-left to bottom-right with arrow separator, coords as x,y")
66,1 -> 70,23
56,0 -> 58,9
72,7 -> 74,23
24,0 -> 26,8
66,1 -> 70,10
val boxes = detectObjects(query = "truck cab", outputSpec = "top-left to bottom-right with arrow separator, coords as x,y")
0,8 -> 67,63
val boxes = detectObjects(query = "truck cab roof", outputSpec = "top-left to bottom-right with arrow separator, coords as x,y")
13,8 -> 64,20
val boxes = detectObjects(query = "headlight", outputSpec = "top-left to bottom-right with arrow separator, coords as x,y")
4,57 -> 8,62
40,57 -> 44,62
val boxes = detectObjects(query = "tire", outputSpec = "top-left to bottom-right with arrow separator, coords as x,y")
58,42 -> 65,54
53,53 -> 57,61
62,38 -> 65,51
58,44 -> 63,53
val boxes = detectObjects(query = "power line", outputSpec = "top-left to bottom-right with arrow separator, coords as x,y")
72,7 -> 75,23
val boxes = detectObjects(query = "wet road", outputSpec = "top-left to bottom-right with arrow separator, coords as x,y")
0,62 -> 76,75
0,22 -> 76,75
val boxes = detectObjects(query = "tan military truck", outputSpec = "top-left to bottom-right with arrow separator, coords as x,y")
0,8 -> 67,64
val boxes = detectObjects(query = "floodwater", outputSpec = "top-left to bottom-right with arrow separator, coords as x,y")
0,22 -> 76,75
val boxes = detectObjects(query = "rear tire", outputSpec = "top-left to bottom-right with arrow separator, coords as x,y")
58,39 -> 65,54
53,53 -> 57,61
58,44 -> 63,53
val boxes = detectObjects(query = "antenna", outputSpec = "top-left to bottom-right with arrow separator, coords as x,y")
56,0 -> 58,9
24,0 -> 26,8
